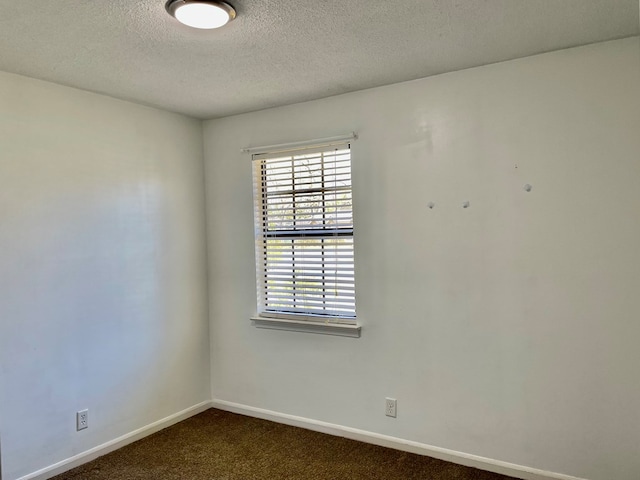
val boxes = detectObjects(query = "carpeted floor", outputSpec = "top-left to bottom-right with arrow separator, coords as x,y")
52,409 -> 517,480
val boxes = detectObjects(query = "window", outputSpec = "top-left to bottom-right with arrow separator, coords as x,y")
251,139 -> 358,336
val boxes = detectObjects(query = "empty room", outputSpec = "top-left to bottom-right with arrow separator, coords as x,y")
1,1 -> 639,479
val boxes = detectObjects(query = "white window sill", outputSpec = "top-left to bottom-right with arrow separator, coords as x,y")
250,316 -> 361,338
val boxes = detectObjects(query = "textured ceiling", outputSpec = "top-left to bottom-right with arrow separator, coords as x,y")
0,0 -> 638,119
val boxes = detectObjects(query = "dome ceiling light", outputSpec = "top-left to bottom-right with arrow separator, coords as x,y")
165,0 -> 236,29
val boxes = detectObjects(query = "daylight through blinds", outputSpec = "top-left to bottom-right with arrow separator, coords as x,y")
252,142 -> 356,321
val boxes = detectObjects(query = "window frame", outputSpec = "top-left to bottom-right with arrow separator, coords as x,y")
249,136 -> 360,337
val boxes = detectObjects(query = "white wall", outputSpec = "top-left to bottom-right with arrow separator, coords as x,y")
0,72 -> 210,479
203,37 -> 640,480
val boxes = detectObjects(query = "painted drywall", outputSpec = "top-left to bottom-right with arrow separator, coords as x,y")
204,37 -> 640,480
0,72 -> 210,479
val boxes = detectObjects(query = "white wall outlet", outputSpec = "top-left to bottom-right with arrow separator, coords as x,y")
76,409 -> 89,431
385,397 -> 397,418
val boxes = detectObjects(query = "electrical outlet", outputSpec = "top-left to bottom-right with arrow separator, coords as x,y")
385,398 -> 397,418
77,409 -> 89,431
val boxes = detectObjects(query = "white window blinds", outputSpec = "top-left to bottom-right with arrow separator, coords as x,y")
252,142 -> 356,323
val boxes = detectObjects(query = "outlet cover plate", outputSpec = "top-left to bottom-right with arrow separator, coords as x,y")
385,398 -> 397,418
77,409 -> 88,431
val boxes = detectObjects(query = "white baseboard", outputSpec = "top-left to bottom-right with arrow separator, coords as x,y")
17,401 -> 213,480
212,399 -> 588,480
16,399 -> 588,480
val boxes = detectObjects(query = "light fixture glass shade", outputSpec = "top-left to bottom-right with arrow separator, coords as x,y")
166,1 -> 236,29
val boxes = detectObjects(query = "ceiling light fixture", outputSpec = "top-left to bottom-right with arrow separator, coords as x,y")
165,0 -> 236,29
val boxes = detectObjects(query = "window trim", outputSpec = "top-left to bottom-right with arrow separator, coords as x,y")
241,133 -> 357,156
250,316 -> 361,337
247,134 -> 360,337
